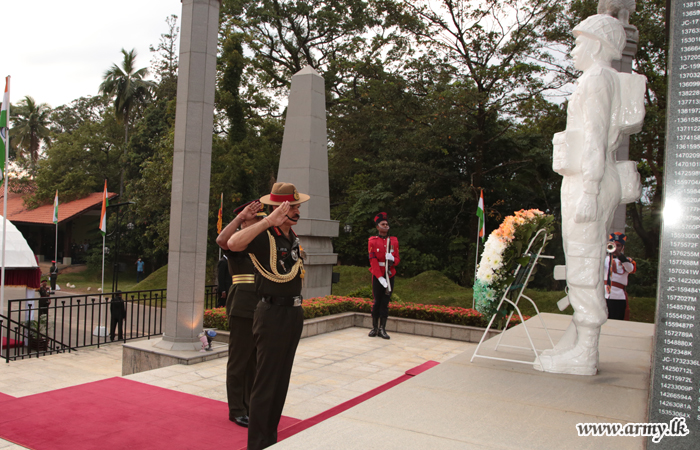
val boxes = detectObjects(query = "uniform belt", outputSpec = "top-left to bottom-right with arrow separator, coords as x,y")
261,295 -> 303,307
232,274 -> 255,285
378,262 -> 385,267
609,281 -> 626,289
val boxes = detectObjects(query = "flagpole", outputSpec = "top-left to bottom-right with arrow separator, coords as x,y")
218,192 -> 223,260
0,160 -> 6,323
473,230 -> 479,310
101,235 -> 105,295
473,189 -> 485,310
0,76 -> 11,321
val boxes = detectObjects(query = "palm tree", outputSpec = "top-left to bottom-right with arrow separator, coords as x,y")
11,96 -> 51,168
99,48 -> 156,195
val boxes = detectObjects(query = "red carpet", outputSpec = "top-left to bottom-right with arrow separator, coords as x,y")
0,361 -> 440,449
277,360 -> 439,441
0,378 -> 300,450
0,393 -> 15,404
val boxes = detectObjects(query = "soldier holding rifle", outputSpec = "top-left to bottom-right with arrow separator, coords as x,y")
368,212 -> 400,339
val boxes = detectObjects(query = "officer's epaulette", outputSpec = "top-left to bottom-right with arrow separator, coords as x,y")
272,226 -> 282,236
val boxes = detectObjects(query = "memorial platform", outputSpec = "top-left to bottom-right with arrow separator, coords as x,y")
274,313 -> 655,450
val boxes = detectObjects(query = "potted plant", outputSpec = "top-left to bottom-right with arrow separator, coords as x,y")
26,315 -> 50,351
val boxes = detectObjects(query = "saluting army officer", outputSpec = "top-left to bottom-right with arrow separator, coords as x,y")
228,182 -> 309,450
368,212 -> 400,339
216,199 -> 267,428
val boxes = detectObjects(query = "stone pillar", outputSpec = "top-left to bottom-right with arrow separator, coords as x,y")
610,23 -> 639,233
277,66 -> 339,299
156,0 -> 220,351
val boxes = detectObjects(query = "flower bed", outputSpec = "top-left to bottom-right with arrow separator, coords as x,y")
204,296 -> 530,331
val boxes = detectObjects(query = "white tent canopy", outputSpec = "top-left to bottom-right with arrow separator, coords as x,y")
0,215 -> 38,269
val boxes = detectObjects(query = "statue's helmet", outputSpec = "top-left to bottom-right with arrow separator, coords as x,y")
572,14 -> 626,60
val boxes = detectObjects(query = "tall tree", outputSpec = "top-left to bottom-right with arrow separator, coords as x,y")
11,96 -> 52,172
30,103 -> 122,207
149,15 -> 180,101
397,0 -> 568,193
99,48 -> 156,195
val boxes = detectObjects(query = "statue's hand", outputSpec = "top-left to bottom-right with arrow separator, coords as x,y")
574,193 -> 597,223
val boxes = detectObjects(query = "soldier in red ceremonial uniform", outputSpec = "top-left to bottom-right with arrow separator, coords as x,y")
604,232 -> 636,321
368,212 -> 400,339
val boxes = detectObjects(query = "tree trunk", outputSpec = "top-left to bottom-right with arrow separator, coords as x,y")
120,115 -> 129,197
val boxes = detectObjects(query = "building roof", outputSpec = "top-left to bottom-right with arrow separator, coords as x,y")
0,186 -> 118,226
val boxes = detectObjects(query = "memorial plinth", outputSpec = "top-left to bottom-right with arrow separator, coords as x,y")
277,66 -> 339,299
274,314 -> 654,450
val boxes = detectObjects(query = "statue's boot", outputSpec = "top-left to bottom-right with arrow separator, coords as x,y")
534,326 -> 600,376
539,320 -> 577,358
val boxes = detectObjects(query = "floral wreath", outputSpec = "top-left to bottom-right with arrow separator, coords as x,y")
474,209 -> 555,318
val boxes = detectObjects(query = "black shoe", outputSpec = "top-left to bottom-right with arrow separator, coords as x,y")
368,316 -> 379,337
230,415 -> 249,428
378,317 -> 390,339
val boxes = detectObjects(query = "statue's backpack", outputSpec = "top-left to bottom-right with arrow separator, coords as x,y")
615,72 -> 646,204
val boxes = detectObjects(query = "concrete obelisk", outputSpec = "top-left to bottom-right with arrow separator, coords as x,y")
157,0 -> 220,351
277,66 -> 339,298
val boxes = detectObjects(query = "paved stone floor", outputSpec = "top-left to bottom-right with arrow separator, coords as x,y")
0,328 -> 475,449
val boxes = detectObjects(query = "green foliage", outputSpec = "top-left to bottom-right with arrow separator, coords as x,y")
10,96 -> 52,172
348,285 -> 372,299
99,48 -> 156,127
149,14 -> 179,101
31,103 -> 122,206
26,314 -> 51,340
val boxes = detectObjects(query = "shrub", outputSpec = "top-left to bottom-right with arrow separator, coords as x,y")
347,286 -> 372,299
204,307 -> 228,331
203,296 -> 530,330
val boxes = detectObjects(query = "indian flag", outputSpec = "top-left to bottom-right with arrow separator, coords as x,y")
52,190 -> 59,224
99,181 -> 108,235
0,76 -> 9,182
216,193 -> 223,234
476,190 -> 485,242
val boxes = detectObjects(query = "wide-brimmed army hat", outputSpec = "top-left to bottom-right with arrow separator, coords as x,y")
259,182 -> 310,206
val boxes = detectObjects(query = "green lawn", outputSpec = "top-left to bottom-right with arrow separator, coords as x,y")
332,266 -> 656,324
56,265 -> 168,294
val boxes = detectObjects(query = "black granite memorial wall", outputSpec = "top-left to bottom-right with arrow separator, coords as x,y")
648,1 -> 700,448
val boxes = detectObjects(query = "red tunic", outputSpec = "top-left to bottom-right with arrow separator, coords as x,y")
368,235 -> 400,279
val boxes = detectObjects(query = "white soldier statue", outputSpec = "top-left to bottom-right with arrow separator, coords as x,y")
534,13 -> 644,375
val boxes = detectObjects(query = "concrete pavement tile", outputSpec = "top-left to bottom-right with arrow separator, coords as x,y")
169,372 -> 206,383
274,417 -> 502,450
171,383 -> 207,395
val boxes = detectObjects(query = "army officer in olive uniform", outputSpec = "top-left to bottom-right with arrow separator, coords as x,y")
216,199 -> 267,428
228,182 -> 309,450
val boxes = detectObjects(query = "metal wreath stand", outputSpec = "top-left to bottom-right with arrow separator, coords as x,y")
470,228 -> 555,366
